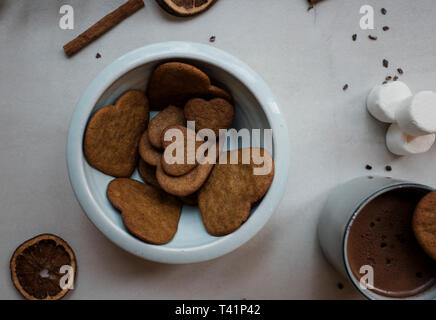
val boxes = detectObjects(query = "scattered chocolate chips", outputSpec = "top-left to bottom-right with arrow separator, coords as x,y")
397,68 -> 404,75
352,34 -> 357,41
368,35 -> 378,41
383,59 -> 389,68
383,26 -> 390,31
337,283 -> 344,290
343,84 -> 349,91
365,164 -> 372,170
381,8 -> 387,15
96,53 -> 101,59
385,165 -> 392,172
393,76 -> 399,81
209,36 -> 216,43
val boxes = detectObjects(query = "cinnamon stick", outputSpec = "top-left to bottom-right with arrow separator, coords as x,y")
63,0 -> 144,57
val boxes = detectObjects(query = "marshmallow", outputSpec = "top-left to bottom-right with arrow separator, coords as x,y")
396,91 -> 436,136
367,81 -> 412,123
386,123 -> 435,156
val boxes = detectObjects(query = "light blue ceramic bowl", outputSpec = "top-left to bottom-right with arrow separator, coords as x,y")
67,42 -> 290,264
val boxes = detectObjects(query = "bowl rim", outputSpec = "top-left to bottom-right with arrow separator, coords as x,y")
67,41 -> 290,264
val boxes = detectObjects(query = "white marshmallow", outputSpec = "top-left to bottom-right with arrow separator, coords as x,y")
396,91 -> 436,136
386,123 -> 435,156
367,81 -> 412,123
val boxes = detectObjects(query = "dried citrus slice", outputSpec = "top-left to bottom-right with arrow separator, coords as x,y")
155,0 -> 217,17
10,234 -> 77,300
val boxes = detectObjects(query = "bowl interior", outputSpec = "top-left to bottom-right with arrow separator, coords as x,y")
82,58 -> 273,249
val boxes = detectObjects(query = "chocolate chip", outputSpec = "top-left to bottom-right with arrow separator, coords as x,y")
352,34 -> 357,41
343,84 -> 349,91
209,36 -> 216,43
381,8 -> 387,15
368,35 -> 378,41
385,165 -> 392,172
383,59 -> 389,68
96,53 -> 101,59
383,26 -> 390,31
386,76 -> 392,81
397,68 -> 404,75
393,76 -> 399,81
365,164 -> 372,170
382,81 -> 388,85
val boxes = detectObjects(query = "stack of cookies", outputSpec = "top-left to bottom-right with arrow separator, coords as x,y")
84,62 -> 274,245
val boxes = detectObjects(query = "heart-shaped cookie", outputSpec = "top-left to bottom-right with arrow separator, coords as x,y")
198,148 -> 274,236
84,90 -> 149,177
138,159 -> 160,188
155,0 -> 217,17
156,150 -> 216,197
138,159 -> 199,206
139,130 -> 161,166
148,105 -> 185,149
184,98 -> 234,136
107,178 -> 182,244
161,125 -> 202,177
203,85 -> 233,103
147,62 -> 211,109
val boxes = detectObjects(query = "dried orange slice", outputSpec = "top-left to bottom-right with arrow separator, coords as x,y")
156,0 -> 217,17
10,234 -> 77,300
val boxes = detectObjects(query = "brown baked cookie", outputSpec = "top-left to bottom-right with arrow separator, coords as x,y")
84,90 -> 149,177
156,157 -> 215,197
107,178 -> 182,245
139,130 -> 161,166
413,190 -> 436,261
203,85 -> 233,103
184,98 -> 234,136
198,148 -> 274,236
139,159 -> 199,205
147,62 -> 211,109
161,125 -> 202,177
148,105 -> 185,149
179,193 -> 198,206
138,158 -> 160,188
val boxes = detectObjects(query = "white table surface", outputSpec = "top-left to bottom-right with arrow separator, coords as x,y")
1,0 -> 436,300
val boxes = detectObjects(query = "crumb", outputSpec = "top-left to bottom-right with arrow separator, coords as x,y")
343,84 -> 349,91
352,34 -> 357,41
368,35 -> 378,41
381,8 -> 387,15
209,36 -> 216,43
385,165 -> 392,172
366,165 -> 372,170
96,53 -> 101,59
383,59 -> 389,68
397,68 -> 404,75
383,26 -> 390,31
